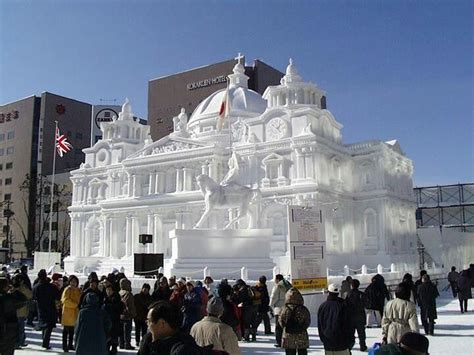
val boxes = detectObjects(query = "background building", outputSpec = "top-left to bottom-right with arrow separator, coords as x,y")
1,92 -> 92,260
148,56 -> 286,140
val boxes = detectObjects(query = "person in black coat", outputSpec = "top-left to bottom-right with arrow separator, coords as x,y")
0,277 -> 28,355
79,278 -> 104,308
402,273 -> 417,303
152,277 -> 172,301
103,284 -> 124,355
233,279 -> 255,342
345,279 -> 367,351
32,269 -> 60,349
414,270 -> 428,304
217,281 -> 240,338
457,269 -> 472,313
134,283 -> 152,347
318,283 -> 354,353
254,275 -> 272,335
417,274 -> 439,335
364,274 -> 390,327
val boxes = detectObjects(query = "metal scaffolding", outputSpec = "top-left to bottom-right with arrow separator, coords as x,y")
414,183 -> 474,232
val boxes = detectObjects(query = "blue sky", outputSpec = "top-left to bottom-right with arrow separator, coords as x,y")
1,0 -> 472,186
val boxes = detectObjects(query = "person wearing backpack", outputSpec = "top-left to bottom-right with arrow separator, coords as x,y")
279,288 -> 310,355
317,283 -> 354,355
270,274 -> 292,347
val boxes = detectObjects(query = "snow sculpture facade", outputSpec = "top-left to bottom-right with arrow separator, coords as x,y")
65,57 -> 417,275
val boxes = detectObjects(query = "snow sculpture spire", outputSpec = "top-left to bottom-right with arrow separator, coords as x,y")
118,98 -> 134,121
281,58 -> 302,85
228,52 -> 249,88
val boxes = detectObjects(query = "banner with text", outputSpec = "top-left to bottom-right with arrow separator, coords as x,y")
288,205 -> 328,291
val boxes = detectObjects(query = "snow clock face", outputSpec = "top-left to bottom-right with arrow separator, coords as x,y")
266,118 -> 288,141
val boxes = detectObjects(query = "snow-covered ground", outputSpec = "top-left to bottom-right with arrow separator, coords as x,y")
16,291 -> 474,354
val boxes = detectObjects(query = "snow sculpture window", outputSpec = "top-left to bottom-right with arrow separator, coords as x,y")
331,216 -> 343,251
363,208 -> 378,253
261,153 -> 288,187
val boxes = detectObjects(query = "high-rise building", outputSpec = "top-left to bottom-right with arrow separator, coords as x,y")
148,56 -> 285,140
0,92 -> 92,259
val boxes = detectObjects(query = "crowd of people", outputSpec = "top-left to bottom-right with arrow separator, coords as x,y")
0,263 -> 473,355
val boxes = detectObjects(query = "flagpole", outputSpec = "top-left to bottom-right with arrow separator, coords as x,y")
47,121 -> 58,268
227,77 -> 233,155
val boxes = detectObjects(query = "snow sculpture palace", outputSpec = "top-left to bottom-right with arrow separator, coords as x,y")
65,57 -> 417,277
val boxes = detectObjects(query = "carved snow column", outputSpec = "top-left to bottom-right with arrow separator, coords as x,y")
175,210 -> 186,230
147,214 -> 154,253
201,162 -> 209,176
70,215 -> 79,256
303,146 -> 315,180
183,168 -> 194,191
295,148 -> 306,180
153,214 -> 163,254
103,216 -> 110,257
208,160 -> 218,181
155,171 -> 165,193
133,173 -> 141,197
131,215 -> 139,255
176,168 -> 184,192
125,215 -> 132,257
108,217 -> 117,258
84,227 -> 91,257
149,173 -> 156,195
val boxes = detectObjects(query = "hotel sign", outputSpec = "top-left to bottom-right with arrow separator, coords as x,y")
0,110 -> 19,123
186,75 -> 227,90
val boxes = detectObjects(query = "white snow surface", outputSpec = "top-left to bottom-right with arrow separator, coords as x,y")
17,291 -> 474,354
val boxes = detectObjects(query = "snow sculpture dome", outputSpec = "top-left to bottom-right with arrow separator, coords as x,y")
187,55 -> 267,140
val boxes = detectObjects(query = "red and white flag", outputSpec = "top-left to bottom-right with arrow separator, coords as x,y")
55,126 -> 72,157
217,83 -> 230,131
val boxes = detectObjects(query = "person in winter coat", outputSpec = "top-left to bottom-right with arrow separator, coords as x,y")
318,284 -> 354,355
182,281 -> 202,333
0,277 -> 27,354
118,277 -> 136,350
134,283 -> 153,347
74,292 -> 111,355
447,266 -> 459,298
340,276 -> 352,300
365,274 -> 391,327
152,276 -> 172,301
233,279 -> 256,342
217,281 -> 240,338
402,273 -> 417,304
417,274 -> 439,335
190,297 -> 241,355
270,274 -> 292,347
414,270 -> 427,304
375,332 -> 429,355
254,275 -> 272,335
12,274 -> 32,349
79,278 -> 104,308
102,284 -> 124,355
33,269 -> 60,349
381,282 -> 419,345
61,275 -> 81,352
204,276 -> 217,298
457,269 -> 471,313
169,278 -> 187,308
279,288 -> 311,355
139,300 -> 203,355
194,280 -> 209,319
345,279 -> 367,351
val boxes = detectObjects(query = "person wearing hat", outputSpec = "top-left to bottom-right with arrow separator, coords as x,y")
182,281 -> 202,333
375,332 -> 429,355
134,283 -> 152,347
190,297 -> 241,355
317,283 -> 354,355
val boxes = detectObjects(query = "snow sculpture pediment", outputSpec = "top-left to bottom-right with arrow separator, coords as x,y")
128,136 -> 213,158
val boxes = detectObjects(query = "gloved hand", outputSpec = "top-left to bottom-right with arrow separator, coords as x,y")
382,337 -> 387,345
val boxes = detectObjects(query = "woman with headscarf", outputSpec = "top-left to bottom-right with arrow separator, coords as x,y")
74,292 -> 111,355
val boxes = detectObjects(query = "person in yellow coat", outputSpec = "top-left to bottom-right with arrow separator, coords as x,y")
61,275 -> 81,352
